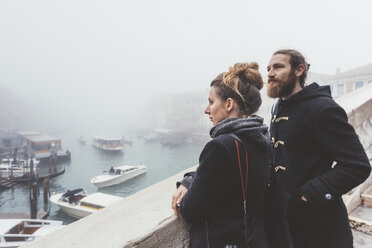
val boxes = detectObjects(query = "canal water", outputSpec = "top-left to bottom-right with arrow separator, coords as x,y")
0,131 -> 206,224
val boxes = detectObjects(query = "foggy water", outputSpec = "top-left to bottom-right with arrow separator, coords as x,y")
0,131 -> 206,224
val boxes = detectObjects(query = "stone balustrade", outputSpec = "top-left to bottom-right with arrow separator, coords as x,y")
336,84 -> 372,213
23,165 -> 197,248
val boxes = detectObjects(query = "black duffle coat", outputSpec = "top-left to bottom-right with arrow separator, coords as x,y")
266,83 -> 371,248
180,128 -> 271,248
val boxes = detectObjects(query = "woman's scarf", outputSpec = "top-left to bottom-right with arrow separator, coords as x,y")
209,115 -> 270,145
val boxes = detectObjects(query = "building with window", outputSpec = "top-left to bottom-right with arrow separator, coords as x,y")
0,132 -> 18,155
307,62 -> 372,98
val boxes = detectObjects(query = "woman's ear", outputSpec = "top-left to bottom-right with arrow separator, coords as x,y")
226,98 -> 234,112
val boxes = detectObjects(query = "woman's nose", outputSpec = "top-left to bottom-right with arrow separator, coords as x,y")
204,106 -> 210,114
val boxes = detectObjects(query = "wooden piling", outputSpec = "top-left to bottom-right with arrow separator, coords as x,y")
43,177 -> 50,204
29,158 -> 38,219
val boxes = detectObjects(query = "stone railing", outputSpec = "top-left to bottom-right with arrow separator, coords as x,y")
23,166 -> 197,248
23,85 -> 372,248
336,84 -> 372,213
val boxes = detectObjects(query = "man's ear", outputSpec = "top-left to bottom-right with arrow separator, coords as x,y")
295,64 -> 305,78
226,98 -> 234,112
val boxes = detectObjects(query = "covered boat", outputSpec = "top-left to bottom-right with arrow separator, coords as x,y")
0,219 -> 63,248
49,188 -> 123,219
91,136 -> 123,151
91,165 -> 146,188
20,135 -> 71,164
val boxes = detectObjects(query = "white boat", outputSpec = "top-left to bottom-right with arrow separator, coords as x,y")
0,219 -> 64,248
90,165 -> 147,188
91,136 -> 124,151
1,158 -> 39,167
0,165 -> 25,179
49,189 -> 123,219
0,159 -> 39,179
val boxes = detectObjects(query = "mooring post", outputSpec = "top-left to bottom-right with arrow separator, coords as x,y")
30,179 -> 38,219
43,177 -> 50,204
29,158 -> 38,219
10,164 -> 14,181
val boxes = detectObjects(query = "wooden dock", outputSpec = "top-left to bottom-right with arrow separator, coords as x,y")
0,212 -> 49,219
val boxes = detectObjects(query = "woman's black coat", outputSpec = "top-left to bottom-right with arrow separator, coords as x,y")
180,129 -> 271,248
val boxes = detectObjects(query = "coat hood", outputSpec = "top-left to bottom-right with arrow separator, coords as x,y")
280,82 -> 332,105
209,115 -> 270,145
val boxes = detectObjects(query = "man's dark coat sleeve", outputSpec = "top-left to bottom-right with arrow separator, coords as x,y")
300,104 -> 371,206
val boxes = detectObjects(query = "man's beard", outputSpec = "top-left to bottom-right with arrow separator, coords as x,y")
267,71 -> 297,99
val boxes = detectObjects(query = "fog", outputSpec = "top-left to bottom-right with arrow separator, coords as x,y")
1,0 -> 372,134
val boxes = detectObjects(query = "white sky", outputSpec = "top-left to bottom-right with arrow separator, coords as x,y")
1,0 -> 371,131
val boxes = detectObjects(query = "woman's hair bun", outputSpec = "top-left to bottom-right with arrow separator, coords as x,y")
223,62 -> 263,90
210,61 -> 264,117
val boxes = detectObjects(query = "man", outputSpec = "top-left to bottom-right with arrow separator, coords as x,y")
266,49 -> 371,248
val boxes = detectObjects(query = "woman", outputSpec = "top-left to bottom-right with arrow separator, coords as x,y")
172,62 -> 271,248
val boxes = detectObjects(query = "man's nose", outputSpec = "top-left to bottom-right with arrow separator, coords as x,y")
267,68 -> 274,77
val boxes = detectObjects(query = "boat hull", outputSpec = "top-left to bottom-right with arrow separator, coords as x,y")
37,152 -> 71,164
57,205 -> 92,219
92,144 -> 123,152
14,167 -> 65,184
50,191 -> 123,219
91,166 -> 146,188
0,219 -> 63,247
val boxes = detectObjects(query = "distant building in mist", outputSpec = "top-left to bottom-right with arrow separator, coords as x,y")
144,90 -> 210,132
166,90 -> 210,132
139,90 -> 211,144
0,87 -> 29,132
145,89 -> 276,131
0,132 -> 17,155
307,62 -> 372,98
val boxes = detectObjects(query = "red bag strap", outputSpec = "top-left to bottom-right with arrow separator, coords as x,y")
234,139 -> 249,202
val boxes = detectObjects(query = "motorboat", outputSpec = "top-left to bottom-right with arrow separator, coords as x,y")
90,165 -> 147,188
0,219 -> 64,248
92,136 -> 124,151
0,165 -> 27,179
49,188 -> 123,219
1,158 -> 39,167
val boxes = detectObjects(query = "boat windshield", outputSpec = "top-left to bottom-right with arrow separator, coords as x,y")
61,188 -> 86,204
124,167 -> 135,172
